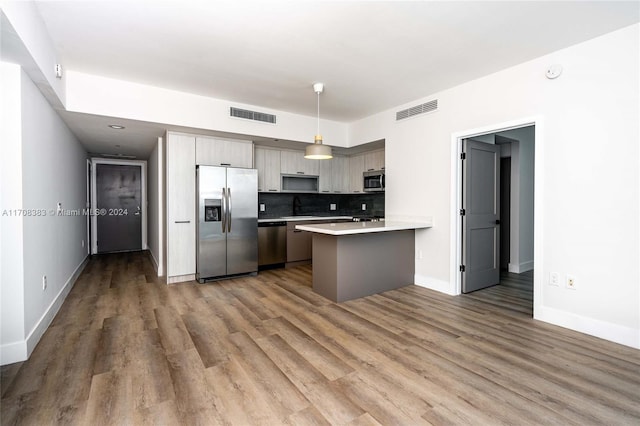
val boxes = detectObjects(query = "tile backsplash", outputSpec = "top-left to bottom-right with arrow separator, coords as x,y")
258,192 -> 385,219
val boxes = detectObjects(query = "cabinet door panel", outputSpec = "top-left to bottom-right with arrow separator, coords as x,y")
349,154 -> 365,193
281,150 -> 304,174
319,159 -> 332,193
255,147 -> 281,192
196,137 -> 252,168
332,156 -> 349,193
364,150 -> 385,171
167,133 -> 196,276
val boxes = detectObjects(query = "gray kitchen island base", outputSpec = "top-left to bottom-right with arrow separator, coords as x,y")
311,230 -> 415,302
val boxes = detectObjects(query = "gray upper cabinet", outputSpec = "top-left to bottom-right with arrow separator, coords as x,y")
281,150 -> 319,176
256,146 -> 381,194
349,154 -> 365,193
364,149 -> 385,171
196,136 -> 253,168
319,158 -> 332,193
331,156 -> 350,193
255,147 -> 281,192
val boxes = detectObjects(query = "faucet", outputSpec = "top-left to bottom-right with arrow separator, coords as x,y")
293,196 -> 302,216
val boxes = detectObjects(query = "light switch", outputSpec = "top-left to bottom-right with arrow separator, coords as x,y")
330,203 -> 336,211
259,204 -> 265,212
361,203 -> 367,211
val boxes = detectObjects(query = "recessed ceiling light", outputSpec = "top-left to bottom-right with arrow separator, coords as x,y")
108,124 -> 125,130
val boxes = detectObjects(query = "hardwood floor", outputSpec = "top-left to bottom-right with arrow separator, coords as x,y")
2,252 -> 639,425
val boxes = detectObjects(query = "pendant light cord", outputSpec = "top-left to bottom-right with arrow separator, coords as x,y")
316,91 -> 320,138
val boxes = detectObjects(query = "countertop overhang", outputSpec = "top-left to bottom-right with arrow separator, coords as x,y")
295,219 -> 433,235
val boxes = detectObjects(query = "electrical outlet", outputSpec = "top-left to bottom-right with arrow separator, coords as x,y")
259,203 -> 266,212
361,203 -> 367,211
417,250 -> 423,260
330,203 -> 336,211
42,275 -> 47,290
566,274 -> 577,290
549,272 -> 559,286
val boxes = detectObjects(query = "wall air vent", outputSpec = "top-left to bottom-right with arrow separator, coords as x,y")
395,99 -> 438,121
230,107 -> 276,124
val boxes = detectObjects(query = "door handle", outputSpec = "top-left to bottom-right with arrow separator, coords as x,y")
227,187 -> 232,233
495,220 -> 501,225
221,188 -> 227,233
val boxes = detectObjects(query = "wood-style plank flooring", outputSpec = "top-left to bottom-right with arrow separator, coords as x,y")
2,252 -> 639,425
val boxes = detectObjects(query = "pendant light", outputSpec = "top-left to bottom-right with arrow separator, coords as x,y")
304,82 -> 333,160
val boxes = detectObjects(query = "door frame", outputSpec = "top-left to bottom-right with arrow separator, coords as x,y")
91,158 -> 147,255
449,116 -> 544,318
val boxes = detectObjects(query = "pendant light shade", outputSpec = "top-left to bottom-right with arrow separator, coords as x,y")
305,83 -> 332,160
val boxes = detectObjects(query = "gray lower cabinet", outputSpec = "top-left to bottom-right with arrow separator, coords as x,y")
286,221 -> 312,263
286,219 -> 352,264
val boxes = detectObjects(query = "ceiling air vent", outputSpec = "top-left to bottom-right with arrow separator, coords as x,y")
230,107 -> 276,124
396,99 -> 438,121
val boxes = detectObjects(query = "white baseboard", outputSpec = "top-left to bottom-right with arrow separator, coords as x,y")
0,341 -> 27,366
148,249 -> 159,273
414,274 -> 456,295
0,256 -> 89,365
167,274 -> 195,284
536,306 -> 639,349
508,260 -> 534,273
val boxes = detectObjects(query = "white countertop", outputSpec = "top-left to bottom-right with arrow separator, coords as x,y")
258,216 -> 352,223
295,219 -> 433,235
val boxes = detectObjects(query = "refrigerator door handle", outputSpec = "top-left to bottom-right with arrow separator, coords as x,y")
227,187 -> 232,233
221,187 -> 227,233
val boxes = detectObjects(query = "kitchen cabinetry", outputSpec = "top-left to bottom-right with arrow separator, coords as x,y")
166,132 -> 196,281
349,154 -> 365,193
286,219 -> 353,265
331,156 -> 350,193
281,150 -> 319,176
318,158 -> 332,193
255,147 -> 281,192
196,136 -> 253,168
286,221 -> 312,264
364,149 -> 385,171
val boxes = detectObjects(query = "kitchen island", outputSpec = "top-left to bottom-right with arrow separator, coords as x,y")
295,220 -> 432,302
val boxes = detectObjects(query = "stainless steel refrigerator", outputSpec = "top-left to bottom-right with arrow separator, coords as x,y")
196,165 -> 258,282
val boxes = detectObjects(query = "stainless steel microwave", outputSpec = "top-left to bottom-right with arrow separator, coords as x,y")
363,170 -> 385,192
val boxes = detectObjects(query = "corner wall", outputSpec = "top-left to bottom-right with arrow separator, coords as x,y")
350,24 -> 640,348
0,63 -> 88,365
1,62 -> 26,363
147,137 -> 163,275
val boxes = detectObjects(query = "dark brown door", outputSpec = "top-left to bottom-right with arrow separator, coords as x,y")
96,164 -> 142,253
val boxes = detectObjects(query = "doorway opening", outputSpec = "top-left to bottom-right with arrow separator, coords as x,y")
90,158 -> 147,254
452,119 -> 539,317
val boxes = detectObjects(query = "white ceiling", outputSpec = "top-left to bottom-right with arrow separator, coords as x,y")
25,1 -> 640,156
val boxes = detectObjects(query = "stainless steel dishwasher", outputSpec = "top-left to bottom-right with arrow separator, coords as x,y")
258,221 -> 287,268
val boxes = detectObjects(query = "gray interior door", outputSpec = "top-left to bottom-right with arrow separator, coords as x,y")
96,164 -> 142,253
462,139 -> 500,293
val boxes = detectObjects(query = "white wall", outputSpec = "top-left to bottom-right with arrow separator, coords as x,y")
0,62 -> 26,363
0,2 -> 66,107
147,137 -> 163,275
65,71 -> 351,148
0,63 -> 89,365
351,24 -> 640,348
